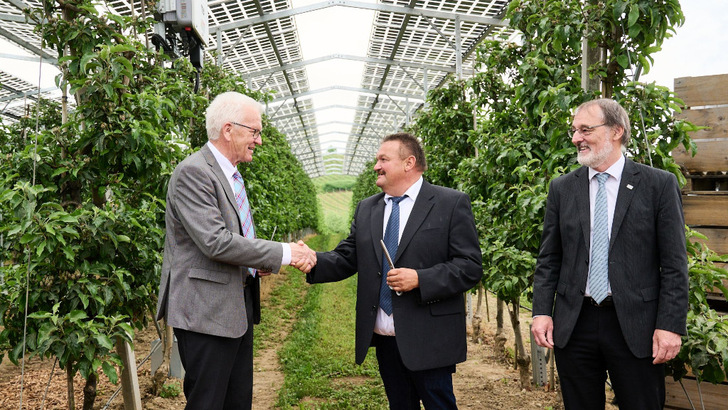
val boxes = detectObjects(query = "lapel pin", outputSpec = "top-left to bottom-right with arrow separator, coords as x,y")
626,184 -> 633,190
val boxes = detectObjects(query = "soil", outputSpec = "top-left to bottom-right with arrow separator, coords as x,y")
0,277 -> 613,409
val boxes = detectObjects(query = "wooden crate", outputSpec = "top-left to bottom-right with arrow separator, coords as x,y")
692,228 -> 728,256
683,194 -> 728,227
674,74 -> 728,313
665,376 -> 728,410
675,74 -> 728,108
667,74 -> 728,409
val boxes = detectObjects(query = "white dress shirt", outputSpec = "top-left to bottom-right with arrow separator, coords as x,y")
374,176 -> 424,336
207,142 -> 291,268
584,154 -> 625,297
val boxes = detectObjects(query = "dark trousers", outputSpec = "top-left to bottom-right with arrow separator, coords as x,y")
373,334 -> 457,410
174,285 -> 255,410
554,300 -> 665,410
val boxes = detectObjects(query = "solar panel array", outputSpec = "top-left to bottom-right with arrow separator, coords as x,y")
0,0 -> 514,177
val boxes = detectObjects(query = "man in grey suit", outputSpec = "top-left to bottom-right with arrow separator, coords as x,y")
307,133 -> 483,409
156,91 -> 315,409
531,98 -> 688,409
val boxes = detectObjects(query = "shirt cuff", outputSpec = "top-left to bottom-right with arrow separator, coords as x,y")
281,242 -> 291,266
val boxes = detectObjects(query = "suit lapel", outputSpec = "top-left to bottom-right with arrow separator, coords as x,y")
610,159 -> 640,249
396,181 -> 435,264
575,167 -> 592,250
370,194 -> 386,264
201,144 -> 242,232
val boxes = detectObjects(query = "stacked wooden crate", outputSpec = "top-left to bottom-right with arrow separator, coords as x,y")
673,74 -> 728,304
665,73 -> 728,410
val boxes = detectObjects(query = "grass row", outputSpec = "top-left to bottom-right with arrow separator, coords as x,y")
318,191 -> 353,234
274,233 -> 388,409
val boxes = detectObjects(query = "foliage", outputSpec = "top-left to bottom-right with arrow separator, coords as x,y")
159,381 -> 182,398
411,81 -> 476,189
320,180 -> 356,193
0,1 -> 317,407
665,229 -> 728,383
312,175 -> 358,193
1,3 -> 200,402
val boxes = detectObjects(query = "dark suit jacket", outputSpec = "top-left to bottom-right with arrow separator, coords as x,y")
532,158 -> 688,358
307,180 -> 483,371
157,144 -> 283,338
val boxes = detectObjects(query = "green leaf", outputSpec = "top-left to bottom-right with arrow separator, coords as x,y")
28,311 -> 53,320
80,52 -> 98,73
617,54 -> 629,69
102,361 -> 119,384
628,4 -> 640,27
68,310 -> 88,322
94,334 -> 115,350
36,322 -> 56,347
62,246 -> 75,261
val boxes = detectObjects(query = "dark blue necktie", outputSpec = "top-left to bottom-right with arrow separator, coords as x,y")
380,195 -> 406,315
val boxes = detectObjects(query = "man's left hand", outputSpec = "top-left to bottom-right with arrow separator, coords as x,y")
386,268 -> 419,292
652,329 -> 682,364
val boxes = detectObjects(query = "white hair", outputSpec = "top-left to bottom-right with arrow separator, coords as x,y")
205,92 -> 263,140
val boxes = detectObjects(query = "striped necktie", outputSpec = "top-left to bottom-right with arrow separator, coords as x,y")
588,172 -> 610,304
233,171 -> 256,277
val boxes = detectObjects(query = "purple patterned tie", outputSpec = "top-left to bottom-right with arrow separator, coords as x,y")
233,171 -> 256,277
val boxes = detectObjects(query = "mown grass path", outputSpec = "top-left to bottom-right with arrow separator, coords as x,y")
255,233 -> 387,409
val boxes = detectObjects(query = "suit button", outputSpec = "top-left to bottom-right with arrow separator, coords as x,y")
378,271 -> 382,276
372,305 -> 377,311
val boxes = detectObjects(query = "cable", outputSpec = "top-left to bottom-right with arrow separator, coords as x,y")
18,25 -> 45,409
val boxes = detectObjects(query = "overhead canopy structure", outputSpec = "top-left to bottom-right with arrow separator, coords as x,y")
0,0 -> 515,177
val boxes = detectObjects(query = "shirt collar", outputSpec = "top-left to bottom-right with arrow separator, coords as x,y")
588,154 -> 625,182
207,141 -> 238,179
384,176 -> 424,203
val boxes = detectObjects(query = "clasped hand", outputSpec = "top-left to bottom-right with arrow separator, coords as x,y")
289,240 -> 317,273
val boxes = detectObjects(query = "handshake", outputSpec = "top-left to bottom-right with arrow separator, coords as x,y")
288,240 -> 317,273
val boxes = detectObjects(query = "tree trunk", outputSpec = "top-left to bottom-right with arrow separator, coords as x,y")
66,365 -> 75,410
83,372 -> 97,410
494,297 -> 507,357
507,298 -> 532,389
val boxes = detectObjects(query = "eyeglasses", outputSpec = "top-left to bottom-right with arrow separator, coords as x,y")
568,123 -> 606,138
231,122 -> 262,139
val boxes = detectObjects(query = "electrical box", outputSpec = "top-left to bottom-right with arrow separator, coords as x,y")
157,0 -> 209,45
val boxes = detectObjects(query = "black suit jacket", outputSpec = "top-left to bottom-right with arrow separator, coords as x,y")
307,180 -> 483,371
532,158 -> 689,358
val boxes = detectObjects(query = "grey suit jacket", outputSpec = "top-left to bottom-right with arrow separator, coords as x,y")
533,158 -> 689,357
156,144 -> 282,338
307,181 -> 483,371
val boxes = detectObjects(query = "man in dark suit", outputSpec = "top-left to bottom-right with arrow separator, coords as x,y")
531,98 -> 689,409
156,91 -> 315,410
307,132 -> 483,409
